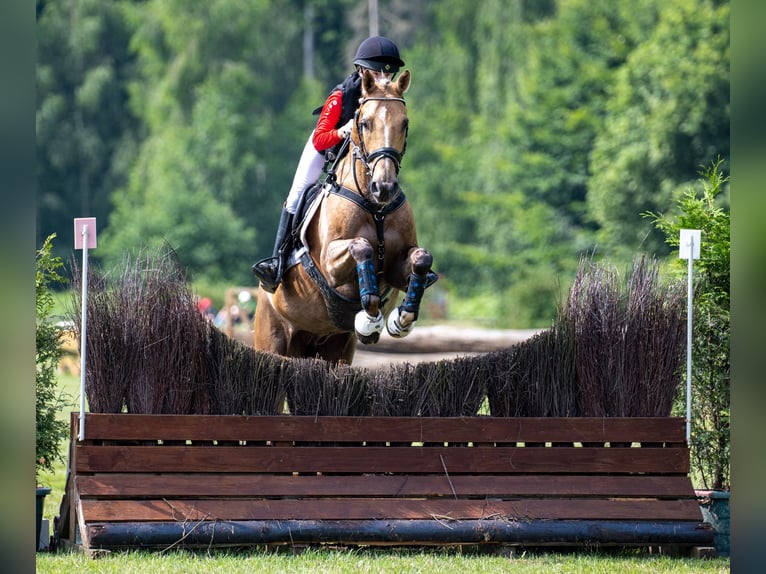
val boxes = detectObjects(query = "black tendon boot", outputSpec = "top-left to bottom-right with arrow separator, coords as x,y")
252,207 -> 294,293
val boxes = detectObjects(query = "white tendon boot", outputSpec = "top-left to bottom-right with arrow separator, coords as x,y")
386,307 -> 416,338
355,310 -> 384,343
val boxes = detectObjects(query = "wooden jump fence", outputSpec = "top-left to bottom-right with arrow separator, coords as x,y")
56,412 -> 713,553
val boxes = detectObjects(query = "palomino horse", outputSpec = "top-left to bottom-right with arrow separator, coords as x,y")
253,68 -> 435,364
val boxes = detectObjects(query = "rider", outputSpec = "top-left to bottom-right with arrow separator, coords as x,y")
252,36 -> 405,293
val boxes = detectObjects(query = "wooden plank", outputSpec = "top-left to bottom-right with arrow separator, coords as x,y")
76,474 -> 698,499
69,415 -> 81,543
77,413 -> 686,444
66,413 -> 703,551
57,422 -> 80,543
79,497 -> 704,523
75,445 -> 690,475
73,478 -> 91,551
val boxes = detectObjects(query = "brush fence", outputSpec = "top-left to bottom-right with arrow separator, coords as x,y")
57,413 -> 713,552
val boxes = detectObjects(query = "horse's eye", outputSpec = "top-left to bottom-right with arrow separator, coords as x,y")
359,119 -> 370,131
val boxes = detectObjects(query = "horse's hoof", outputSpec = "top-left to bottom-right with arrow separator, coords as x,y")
386,307 -> 416,338
355,310 -> 384,343
357,331 -> 381,345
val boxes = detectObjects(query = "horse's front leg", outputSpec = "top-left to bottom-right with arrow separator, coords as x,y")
348,238 -> 385,344
387,247 -> 436,338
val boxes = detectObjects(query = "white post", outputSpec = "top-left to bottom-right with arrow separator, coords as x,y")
74,218 -> 97,442
685,239 -> 693,444
79,224 -> 89,441
679,229 -> 701,445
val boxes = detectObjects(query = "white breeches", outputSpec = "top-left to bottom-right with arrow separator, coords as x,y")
285,131 -> 326,214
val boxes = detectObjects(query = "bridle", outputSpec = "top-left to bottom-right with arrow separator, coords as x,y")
350,96 -> 408,201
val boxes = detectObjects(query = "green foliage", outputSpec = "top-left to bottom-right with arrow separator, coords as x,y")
98,0 -> 308,283
36,234 -> 71,480
36,0 -> 142,269
589,0 -> 729,258
35,0 -> 730,327
505,0 -> 658,216
99,129 -> 258,285
645,159 -> 730,490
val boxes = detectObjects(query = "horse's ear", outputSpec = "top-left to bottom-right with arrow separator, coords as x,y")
396,70 -> 411,94
362,68 -> 376,95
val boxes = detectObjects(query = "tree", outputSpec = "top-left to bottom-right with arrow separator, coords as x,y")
36,234 -> 70,480
463,0 -> 654,324
589,0 -> 730,258
501,0 -> 660,220
646,159 -> 730,490
100,0 -> 306,283
395,2 -> 487,315
100,129 -> 257,284
401,0 -> 664,326
35,0 -> 731,326
36,0 -> 142,268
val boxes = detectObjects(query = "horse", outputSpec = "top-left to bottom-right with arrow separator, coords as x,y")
253,68 -> 436,364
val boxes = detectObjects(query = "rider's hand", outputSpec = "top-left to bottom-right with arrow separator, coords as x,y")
337,119 -> 354,139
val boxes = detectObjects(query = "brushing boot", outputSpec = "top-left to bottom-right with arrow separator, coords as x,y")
252,207 -> 294,293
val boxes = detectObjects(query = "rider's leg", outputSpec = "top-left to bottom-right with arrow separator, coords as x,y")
252,134 -> 324,292
285,132 -> 325,214
251,206 -> 293,293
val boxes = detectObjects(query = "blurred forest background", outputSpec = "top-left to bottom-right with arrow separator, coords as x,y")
36,0 -> 729,328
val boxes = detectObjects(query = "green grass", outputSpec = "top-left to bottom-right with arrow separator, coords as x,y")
36,546 -> 729,573
37,371 -> 81,525
50,289 -> 75,323
38,357 -> 730,572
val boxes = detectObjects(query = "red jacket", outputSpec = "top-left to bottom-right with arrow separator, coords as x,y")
311,90 -> 345,152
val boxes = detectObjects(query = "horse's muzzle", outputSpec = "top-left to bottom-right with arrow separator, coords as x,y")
369,180 -> 400,206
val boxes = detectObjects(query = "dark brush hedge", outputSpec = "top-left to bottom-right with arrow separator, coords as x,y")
71,249 -> 685,418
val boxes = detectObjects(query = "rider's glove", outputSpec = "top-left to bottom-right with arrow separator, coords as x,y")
337,119 -> 354,139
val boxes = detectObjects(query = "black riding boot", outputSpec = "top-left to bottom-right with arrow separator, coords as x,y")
252,207 -> 294,293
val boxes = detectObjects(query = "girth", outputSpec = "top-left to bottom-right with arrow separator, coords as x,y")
298,249 -> 358,332
299,249 -> 394,332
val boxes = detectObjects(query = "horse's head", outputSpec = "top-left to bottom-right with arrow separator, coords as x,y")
351,68 -> 411,207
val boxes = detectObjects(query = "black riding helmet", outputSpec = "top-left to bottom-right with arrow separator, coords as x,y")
353,36 -> 404,74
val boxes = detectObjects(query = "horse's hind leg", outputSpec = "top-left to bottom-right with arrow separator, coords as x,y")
387,247 -> 435,338
253,289 -> 290,355
316,333 -> 357,365
348,238 -> 384,345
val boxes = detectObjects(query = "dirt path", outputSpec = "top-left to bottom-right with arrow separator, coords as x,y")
350,325 -> 541,368
221,323 -> 542,370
